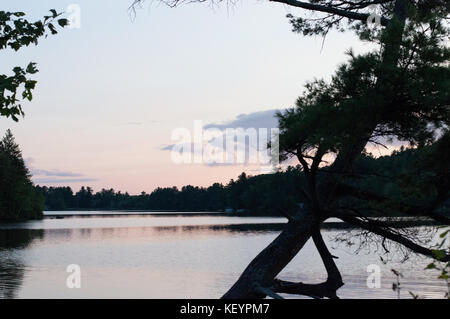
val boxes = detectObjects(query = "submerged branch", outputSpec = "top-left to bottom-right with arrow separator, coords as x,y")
339,215 -> 450,262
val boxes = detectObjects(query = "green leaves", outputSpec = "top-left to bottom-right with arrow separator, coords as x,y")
440,230 -> 450,239
424,227 -> 449,298
425,263 -> 436,270
439,272 -> 449,280
0,62 -> 40,121
432,249 -> 445,260
48,23 -> 57,35
0,9 -> 67,121
57,19 -> 69,27
25,62 -> 38,74
277,51 -> 384,163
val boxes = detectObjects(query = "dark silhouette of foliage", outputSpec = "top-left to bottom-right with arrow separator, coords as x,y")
134,0 -> 449,298
0,10 -> 67,121
39,145 -> 449,219
0,130 -> 43,220
38,166 -> 306,215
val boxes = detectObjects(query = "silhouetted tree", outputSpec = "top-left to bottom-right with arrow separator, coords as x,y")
0,9 -> 67,121
221,0 -> 450,299
131,0 -> 450,298
75,186 -> 94,209
0,130 -> 43,220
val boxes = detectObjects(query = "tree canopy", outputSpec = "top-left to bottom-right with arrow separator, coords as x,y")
40,146 -> 449,219
39,168 -> 305,213
153,0 -> 450,298
0,9 -> 67,121
0,130 -> 44,220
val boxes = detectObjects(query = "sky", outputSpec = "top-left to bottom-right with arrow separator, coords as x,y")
0,0 -> 378,194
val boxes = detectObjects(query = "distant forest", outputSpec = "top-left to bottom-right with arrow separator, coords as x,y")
39,168 -> 304,216
39,147 -> 450,217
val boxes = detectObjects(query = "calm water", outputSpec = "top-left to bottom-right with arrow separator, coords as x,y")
0,212 -> 446,299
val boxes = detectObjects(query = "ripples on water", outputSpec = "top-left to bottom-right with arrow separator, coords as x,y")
0,212 -> 447,299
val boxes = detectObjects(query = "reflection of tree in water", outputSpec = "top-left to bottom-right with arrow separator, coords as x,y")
0,229 -> 43,299
150,220 -> 438,236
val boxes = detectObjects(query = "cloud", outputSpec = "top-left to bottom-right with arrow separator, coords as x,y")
33,177 -> 98,184
159,143 -> 176,151
204,109 -> 282,131
121,120 -> 160,126
204,162 -> 239,167
160,109 -> 284,152
30,168 -> 84,177
25,157 -> 97,185
158,110 -> 285,168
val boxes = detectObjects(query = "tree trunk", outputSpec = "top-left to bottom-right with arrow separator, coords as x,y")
222,0 -> 409,299
222,213 -> 316,298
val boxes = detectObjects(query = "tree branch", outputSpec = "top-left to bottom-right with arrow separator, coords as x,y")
312,228 -> 343,288
272,279 -> 340,298
269,0 -> 390,26
254,285 -> 284,299
339,215 -> 450,262
271,228 -> 344,299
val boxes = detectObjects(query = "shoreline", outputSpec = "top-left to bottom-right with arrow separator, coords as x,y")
41,212 -> 442,229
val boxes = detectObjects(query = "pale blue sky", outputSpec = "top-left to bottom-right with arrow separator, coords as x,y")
0,0 -> 374,193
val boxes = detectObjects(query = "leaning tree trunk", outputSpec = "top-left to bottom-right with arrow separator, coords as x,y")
222,214 -> 316,298
222,0 -> 409,299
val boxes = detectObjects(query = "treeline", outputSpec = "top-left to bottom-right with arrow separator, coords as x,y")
0,127 -> 446,219
0,130 -> 44,221
38,167 -> 306,215
39,145 -> 450,217
0,127 -> 444,218
350,144 -> 450,217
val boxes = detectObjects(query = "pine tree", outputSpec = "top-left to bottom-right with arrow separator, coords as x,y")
0,129 -> 44,220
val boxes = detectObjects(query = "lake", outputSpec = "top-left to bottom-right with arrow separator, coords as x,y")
0,212 -> 447,299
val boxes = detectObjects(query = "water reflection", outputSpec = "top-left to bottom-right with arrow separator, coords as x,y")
0,229 -> 44,249
13,223 -> 285,243
0,215 -> 446,299
0,229 -> 43,298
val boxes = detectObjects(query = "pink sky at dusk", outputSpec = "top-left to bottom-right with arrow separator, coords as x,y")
0,0 -> 386,194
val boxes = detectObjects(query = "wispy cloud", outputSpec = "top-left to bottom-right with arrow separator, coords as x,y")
30,169 -> 84,177
118,120 -> 160,126
158,110 -> 283,168
204,162 -> 249,167
204,109 -> 282,131
33,177 -> 98,184
160,109 -> 282,155
25,157 -> 97,185
159,143 -> 176,151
